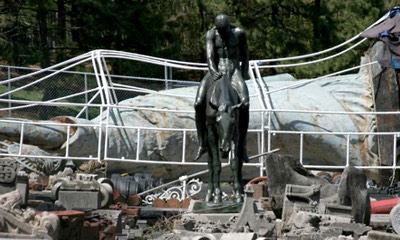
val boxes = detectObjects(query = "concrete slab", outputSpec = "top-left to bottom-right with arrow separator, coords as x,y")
367,230 -> 400,239
370,214 -> 391,228
220,232 -> 257,240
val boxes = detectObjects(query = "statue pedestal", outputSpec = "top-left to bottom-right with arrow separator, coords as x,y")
189,200 -> 243,214
175,185 -> 275,236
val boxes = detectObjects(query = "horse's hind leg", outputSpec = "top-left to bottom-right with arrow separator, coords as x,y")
211,146 -> 222,204
231,147 -> 244,203
207,127 -> 222,204
213,158 -> 222,204
206,152 -> 214,202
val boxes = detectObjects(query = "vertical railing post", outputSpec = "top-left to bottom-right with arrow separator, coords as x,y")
65,124 -> 71,158
84,73 -> 89,120
18,122 -> 25,155
393,134 -> 398,169
181,177 -> 187,200
299,133 -> 304,165
390,134 -> 399,186
136,128 -> 141,160
182,130 -> 187,163
7,66 -> 11,117
164,64 -> 169,90
97,106 -> 104,163
346,134 -> 350,167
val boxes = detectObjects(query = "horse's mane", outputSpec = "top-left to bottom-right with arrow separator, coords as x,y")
209,74 -> 239,108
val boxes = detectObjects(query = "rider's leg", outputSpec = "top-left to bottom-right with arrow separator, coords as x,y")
232,74 -> 250,163
238,108 -> 249,163
193,73 -> 211,161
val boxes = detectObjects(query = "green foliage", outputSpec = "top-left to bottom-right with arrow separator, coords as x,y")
0,0 -> 395,79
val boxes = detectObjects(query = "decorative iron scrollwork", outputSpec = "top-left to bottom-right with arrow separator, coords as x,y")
143,177 -> 202,205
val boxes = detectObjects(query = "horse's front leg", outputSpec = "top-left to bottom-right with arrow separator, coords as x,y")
230,141 -> 244,203
213,155 -> 222,204
208,127 -> 222,204
206,149 -> 214,203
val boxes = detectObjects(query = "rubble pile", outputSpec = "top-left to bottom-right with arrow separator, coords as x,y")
0,153 -> 400,239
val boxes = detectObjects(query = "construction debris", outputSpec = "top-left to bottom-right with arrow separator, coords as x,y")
0,153 -> 399,239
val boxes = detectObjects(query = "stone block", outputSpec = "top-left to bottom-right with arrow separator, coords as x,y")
57,190 -> 100,210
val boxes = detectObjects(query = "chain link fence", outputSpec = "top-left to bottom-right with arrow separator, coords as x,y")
0,64 -> 199,121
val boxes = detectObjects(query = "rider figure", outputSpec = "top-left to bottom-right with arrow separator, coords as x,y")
194,14 -> 250,162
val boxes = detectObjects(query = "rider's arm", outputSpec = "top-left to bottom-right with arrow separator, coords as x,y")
206,29 -> 222,81
238,29 -> 250,79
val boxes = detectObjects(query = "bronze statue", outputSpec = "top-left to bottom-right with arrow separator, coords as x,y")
194,14 -> 250,204
194,14 -> 250,163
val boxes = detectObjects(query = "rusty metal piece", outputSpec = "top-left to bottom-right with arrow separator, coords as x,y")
331,173 -> 342,184
127,194 -> 142,206
113,190 -> 126,203
126,207 -> 141,217
165,198 -> 180,208
152,198 -> 166,208
81,210 -> 122,240
100,224 -> 116,240
251,183 -> 266,200
260,197 -> 272,211
109,202 -> 140,231
181,198 -> 191,209
316,172 -> 333,183
81,220 -> 101,240
29,173 -> 48,191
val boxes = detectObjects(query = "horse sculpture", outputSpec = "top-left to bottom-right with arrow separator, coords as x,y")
205,73 -> 245,204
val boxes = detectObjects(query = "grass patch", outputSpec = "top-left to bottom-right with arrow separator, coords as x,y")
0,84 -> 43,101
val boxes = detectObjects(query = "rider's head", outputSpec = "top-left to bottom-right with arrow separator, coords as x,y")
215,14 -> 231,37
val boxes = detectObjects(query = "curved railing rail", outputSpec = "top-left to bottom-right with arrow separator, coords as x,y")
0,9 -> 396,184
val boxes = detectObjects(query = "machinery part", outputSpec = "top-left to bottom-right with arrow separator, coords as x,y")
100,183 -> 114,208
0,166 -> 16,184
51,176 -> 114,209
51,181 -> 63,201
98,177 -> 114,189
390,203 -> 400,234
245,176 -> 268,186
0,157 -> 17,184
371,198 -> 400,214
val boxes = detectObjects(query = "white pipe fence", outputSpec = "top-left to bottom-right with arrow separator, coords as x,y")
0,9 -> 398,179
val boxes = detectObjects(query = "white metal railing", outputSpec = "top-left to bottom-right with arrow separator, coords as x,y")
0,104 -> 398,170
0,9 -> 397,180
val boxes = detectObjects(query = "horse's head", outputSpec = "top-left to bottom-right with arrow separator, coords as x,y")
210,102 -> 241,158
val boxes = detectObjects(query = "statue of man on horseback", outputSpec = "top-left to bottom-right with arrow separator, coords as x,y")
194,14 -> 250,203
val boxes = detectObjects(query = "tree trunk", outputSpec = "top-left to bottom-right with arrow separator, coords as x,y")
37,7 -> 50,67
56,0 -> 66,62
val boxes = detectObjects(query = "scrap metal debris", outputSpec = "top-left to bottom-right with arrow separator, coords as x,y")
0,153 -> 399,239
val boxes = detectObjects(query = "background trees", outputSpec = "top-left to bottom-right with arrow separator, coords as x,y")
0,0 -> 396,79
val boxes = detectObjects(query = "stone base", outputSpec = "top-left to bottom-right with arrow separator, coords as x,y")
189,200 -> 243,214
